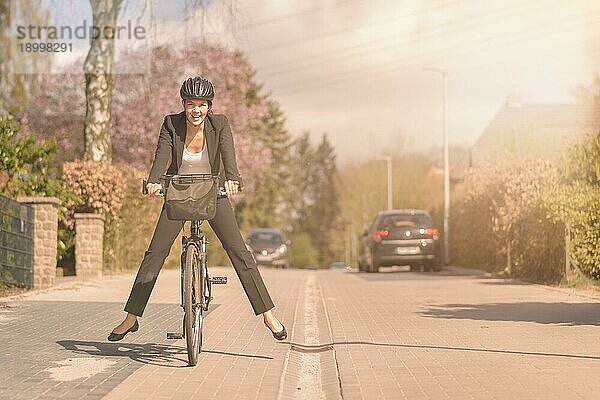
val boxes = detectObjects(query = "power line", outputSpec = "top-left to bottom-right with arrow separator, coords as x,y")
246,0 -> 462,54
242,0 -> 371,28
261,1 -> 597,89
256,0 -> 566,79
256,0 -> 462,76
263,9 -> 600,95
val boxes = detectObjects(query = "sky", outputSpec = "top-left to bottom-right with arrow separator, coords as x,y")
29,0 -> 600,165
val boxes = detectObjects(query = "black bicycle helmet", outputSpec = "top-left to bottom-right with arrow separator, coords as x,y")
180,76 -> 215,101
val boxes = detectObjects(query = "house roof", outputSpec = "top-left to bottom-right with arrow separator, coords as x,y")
450,98 -> 600,181
470,101 -> 600,168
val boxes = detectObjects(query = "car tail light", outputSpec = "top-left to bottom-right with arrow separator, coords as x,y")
373,229 -> 389,242
426,228 -> 439,240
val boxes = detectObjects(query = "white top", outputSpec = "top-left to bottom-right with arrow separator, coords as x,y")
178,140 -> 211,174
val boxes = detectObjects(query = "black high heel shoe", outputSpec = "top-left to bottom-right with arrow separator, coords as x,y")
107,319 -> 139,342
264,319 -> 287,341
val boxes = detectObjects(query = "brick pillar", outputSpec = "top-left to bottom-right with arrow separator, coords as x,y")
75,213 -> 105,278
16,196 -> 60,289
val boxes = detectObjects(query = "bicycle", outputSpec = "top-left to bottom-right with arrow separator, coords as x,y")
143,174 -> 229,366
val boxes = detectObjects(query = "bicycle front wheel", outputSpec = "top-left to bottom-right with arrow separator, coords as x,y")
184,243 -> 202,366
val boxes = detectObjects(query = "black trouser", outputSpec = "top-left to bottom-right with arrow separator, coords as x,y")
124,196 -> 275,317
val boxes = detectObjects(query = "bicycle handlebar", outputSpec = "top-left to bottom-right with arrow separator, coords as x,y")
142,175 -> 237,197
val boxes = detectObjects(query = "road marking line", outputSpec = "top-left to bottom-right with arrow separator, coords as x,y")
276,273 -> 305,400
316,274 -> 344,399
295,274 -> 326,399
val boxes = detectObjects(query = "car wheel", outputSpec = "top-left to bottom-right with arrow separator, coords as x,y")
423,263 -> 432,272
369,253 -> 380,273
365,250 -> 373,273
372,262 -> 380,273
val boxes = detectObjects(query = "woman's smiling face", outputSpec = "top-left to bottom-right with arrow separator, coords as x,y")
183,98 -> 211,126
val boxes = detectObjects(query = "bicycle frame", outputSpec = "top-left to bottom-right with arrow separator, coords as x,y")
180,220 -> 209,309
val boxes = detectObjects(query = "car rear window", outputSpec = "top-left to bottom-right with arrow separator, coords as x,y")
248,231 -> 283,245
377,214 -> 432,229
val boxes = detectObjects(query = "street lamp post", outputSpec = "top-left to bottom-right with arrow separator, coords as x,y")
378,156 -> 393,210
424,67 -> 449,266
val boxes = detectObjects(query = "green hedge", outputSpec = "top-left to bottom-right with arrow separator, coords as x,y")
288,232 -> 319,268
450,133 -> 599,282
512,197 -> 565,283
0,116 -> 78,263
541,182 -> 600,279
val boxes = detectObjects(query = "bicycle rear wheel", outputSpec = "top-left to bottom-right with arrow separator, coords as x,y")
184,243 -> 202,366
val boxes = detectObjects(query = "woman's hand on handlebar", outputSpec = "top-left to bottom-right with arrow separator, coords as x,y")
224,180 -> 240,197
146,182 -> 164,197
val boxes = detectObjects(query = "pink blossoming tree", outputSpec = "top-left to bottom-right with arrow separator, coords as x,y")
20,40 -> 273,195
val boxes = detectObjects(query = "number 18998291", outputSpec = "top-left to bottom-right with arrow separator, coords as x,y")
18,42 -> 72,52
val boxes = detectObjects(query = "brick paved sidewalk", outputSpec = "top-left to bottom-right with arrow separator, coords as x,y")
1,265 -> 599,400
0,267 -> 308,400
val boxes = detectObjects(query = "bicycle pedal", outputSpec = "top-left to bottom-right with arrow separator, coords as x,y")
210,276 -> 227,284
166,332 -> 183,339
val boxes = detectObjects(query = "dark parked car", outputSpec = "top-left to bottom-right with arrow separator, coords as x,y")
245,228 -> 290,268
358,209 -> 441,273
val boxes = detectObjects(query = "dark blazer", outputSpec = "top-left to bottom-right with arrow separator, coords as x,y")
147,111 -> 243,189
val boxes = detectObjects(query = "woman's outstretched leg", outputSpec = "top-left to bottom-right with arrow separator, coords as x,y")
208,197 -> 285,338
109,204 -> 184,340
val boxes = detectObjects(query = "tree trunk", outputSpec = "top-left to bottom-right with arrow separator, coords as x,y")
1,0 -> 49,117
0,0 -> 10,117
506,239 -> 511,276
83,0 -> 122,163
565,223 -> 572,278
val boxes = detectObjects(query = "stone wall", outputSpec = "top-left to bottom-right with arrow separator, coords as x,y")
17,196 -> 60,289
74,213 -> 105,278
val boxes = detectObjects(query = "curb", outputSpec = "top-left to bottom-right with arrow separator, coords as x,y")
445,265 -> 492,277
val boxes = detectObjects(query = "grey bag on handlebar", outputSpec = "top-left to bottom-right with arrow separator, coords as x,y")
164,175 -> 219,221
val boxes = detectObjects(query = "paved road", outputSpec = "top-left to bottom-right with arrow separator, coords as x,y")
1,265 -> 599,399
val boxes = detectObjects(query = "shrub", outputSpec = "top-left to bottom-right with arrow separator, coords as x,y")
540,134 -> 600,279
61,160 -> 127,272
0,115 -> 77,262
452,133 -> 600,282
449,190 -> 501,272
0,116 -> 58,197
562,133 -> 600,185
512,195 -> 565,283
61,160 -> 125,223
541,181 -> 600,279
288,232 -> 319,268
450,157 -> 556,274
103,165 -> 164,271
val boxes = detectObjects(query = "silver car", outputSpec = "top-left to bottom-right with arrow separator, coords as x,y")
245,228 -> 290,269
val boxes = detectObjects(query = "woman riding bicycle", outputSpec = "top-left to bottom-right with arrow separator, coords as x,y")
108,76 -> 287,342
